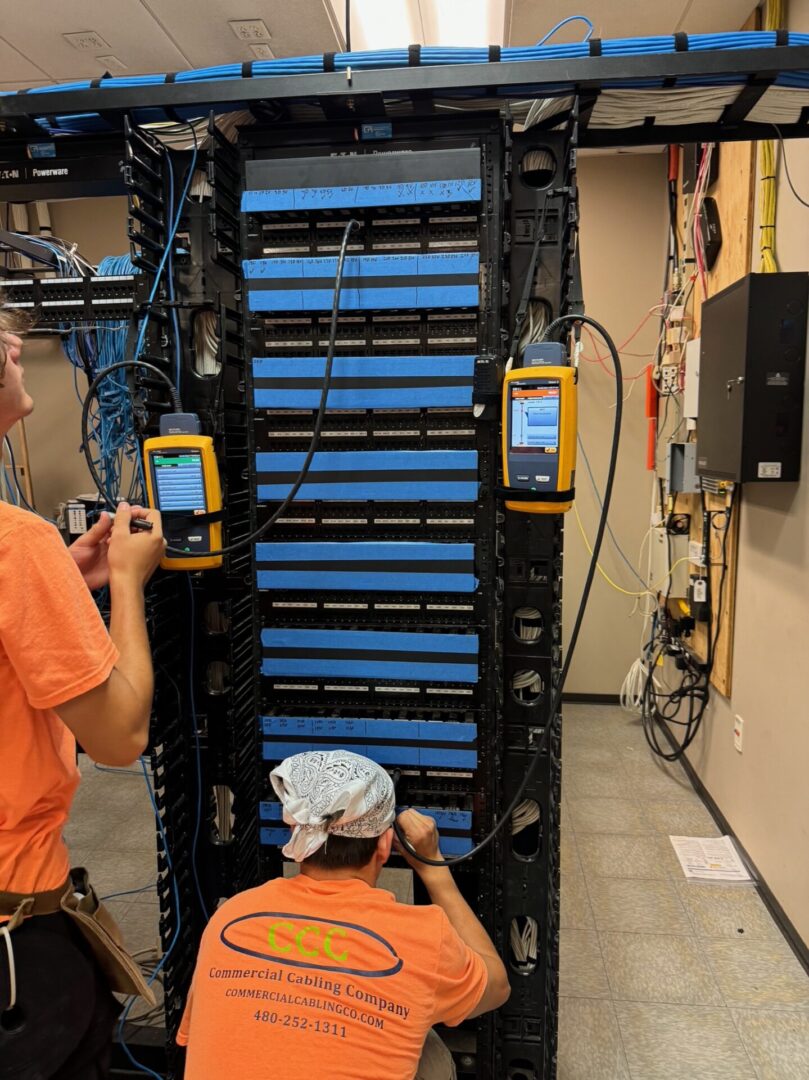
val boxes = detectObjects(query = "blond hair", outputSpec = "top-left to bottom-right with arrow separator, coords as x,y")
0,300 -> 31,384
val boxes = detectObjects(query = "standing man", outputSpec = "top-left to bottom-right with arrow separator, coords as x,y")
0,309 -> 165,1078
179,750 -> 510,1079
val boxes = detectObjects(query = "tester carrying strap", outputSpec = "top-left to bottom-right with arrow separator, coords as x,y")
159,509 -> 224,527
495,486 -> 576,503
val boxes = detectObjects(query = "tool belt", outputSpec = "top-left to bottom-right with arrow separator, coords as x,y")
0,867 -> 156,1005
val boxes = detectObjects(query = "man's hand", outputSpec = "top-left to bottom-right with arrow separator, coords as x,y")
107,502 -> 165,588
393,809 -> 448,880
69,512 -> 113,590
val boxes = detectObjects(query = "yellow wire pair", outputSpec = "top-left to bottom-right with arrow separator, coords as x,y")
573,504 -> 691,599
759,0 -> 784,273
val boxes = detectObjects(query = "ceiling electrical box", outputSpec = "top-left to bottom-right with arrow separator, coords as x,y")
696,272 -> 808,483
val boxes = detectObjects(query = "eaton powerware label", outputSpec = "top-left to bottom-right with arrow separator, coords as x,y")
757,462 -> 782,479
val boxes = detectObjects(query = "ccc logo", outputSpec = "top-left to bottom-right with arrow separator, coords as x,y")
220,912 -> 403,977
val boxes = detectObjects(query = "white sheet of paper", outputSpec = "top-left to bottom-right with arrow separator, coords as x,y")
669,835 -> 753,884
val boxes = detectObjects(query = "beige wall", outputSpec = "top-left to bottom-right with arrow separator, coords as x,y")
678,0 -> 809,944
5,197 -> 128,515
566,152 -> 669,694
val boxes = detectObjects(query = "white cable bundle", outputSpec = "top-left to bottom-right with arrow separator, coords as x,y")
620,653 -> 660,714
513,607 -> 543,642
145,110 -> 254,150
204,601 -> 231,634
512,669 -> 544,704
521,95 -> 573,131
190,168 -> 212,201
206,660 -> 229,695
510,916 -> 539,969
516,300 -> 549,360
512,799 -> 541,835
193,309 -> 221,376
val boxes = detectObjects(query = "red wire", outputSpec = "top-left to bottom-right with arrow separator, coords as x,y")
582,326 -> 653,381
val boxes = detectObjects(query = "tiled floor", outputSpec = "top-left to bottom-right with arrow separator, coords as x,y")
65,704 -> 809,1078
558,704 -> 809,1080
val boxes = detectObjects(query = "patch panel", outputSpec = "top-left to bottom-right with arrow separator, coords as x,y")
258,800 -> 474,856
260,627 -> 479,684
243,252 -> 480,313
260,714 -> 478,770
257,312 -> 480,356
1,272 -> 138,322
252,354 -> 476,411
242,146 -> 482,216
254,449 -> 479,502
256,541 -> 477,593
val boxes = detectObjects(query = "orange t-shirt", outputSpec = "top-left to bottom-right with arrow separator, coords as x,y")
0,504 -> 119,895
178,875 -> 487,1080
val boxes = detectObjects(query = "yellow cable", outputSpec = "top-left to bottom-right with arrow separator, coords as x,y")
759,0 -> 784,273
573,504 -> 691,598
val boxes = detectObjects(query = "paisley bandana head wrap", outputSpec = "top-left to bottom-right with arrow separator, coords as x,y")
270,750 -> 395,862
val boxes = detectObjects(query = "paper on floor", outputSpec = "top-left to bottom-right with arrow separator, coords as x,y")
669,835 -> 754,884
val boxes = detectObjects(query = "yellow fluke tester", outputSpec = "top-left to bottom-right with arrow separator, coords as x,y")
501,344 -> 577,514
144,418 -> 223,570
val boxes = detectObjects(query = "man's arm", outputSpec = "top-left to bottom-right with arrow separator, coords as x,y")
55,503 -> 165,767
395,809 -> 510,1017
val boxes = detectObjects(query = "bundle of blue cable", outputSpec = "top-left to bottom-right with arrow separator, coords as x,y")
5,29 -> 808,135
82,253 -> 144,503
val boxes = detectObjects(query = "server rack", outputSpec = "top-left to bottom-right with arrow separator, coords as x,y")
1,110 -> 576,1080
233,115 -> 577,1080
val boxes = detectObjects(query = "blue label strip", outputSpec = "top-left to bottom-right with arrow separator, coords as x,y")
261,627 -> 478,685
260,801 -> 472,832
257,570 -> 475,592
256,541 -> 477,593
259,715 -> 478,767
260,716 -> 477,742
247,285 -> 478,313
259,825 -> 472,856
252,355 -> 475,410
241,178 -> 481,213
261,743 -> 477,768
244,253 -> 479,312
260,627 -> 478,653
255,449 -> 478,504
260,660 -> 478,682
244,253 -> 479,279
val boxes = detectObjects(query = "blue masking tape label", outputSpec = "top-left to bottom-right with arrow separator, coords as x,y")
241,177 -> 481,213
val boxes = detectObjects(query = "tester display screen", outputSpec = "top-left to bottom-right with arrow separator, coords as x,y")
510,384 -> 560,454
152,451 -> 207,511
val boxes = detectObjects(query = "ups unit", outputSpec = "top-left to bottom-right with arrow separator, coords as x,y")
697,272 -> 808,483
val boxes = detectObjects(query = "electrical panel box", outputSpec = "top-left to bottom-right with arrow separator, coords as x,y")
666,442 -> 701,493
697,272 -> 808,482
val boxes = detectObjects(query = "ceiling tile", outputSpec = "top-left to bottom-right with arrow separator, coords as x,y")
508,0 -> 759,46
678,0 -> 760,33
0,36 -> 49,82
3,0 -> 190,80
141,0 -> 341,66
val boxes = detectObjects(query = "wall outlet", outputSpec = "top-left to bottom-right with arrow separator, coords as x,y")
734,714 -> 744,753
660,362 -> 680,396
